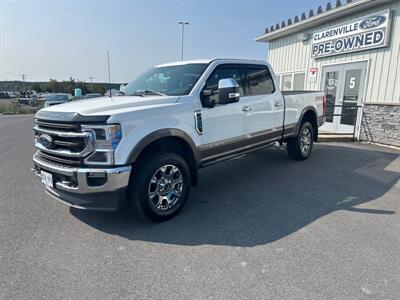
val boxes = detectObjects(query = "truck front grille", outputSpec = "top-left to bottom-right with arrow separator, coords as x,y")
34,119 -> 94,166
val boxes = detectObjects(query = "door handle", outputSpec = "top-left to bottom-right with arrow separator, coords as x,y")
274,102 -> 282,107
242,105 -> 252,112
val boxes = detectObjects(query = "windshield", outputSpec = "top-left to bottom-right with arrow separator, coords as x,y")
46,94 -> 68,102
123,63 -> 208,96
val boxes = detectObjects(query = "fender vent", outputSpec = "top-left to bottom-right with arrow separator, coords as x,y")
194,111 -> 203,135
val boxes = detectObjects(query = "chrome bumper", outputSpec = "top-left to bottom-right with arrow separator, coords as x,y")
32,152 -> 131,194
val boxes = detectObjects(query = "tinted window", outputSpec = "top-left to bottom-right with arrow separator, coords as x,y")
202,66 -> 244,104
246,67 -> 275,95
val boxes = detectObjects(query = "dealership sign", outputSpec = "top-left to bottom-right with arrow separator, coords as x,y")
312,10 -> 391,58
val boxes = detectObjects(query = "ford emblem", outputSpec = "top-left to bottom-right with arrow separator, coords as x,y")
360,15 -> 386,29
38,134 -> 54,149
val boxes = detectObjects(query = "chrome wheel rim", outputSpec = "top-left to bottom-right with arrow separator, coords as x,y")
148,164 -> 183,211
300,127 -> 312,156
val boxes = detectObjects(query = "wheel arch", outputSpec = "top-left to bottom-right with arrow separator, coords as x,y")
295,107 -> 319,141
127,129 -> 200,186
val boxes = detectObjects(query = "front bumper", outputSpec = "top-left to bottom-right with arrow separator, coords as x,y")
32,152 -> 131,211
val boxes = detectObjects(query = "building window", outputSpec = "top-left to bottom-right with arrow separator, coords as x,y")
277,71 -> 306,91
282,74 -> 293,91
293,73 -> 306,90
275,75 -> 281,90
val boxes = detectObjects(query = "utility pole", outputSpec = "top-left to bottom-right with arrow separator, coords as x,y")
21,74 -> 27,92
107,51 -> 112,97
178,21 -> 189,60
89,76 -> 94,90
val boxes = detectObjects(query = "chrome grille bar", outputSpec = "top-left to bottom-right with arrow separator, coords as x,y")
37,151 -> 82,166
35,141 -> 93,157
35,119 -> 80,131
33,125 -> 90,138
53,140 -> 81,147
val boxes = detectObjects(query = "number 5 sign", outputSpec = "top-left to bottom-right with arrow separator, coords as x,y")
349,77 -> 356,89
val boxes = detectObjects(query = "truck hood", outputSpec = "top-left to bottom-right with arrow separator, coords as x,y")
38,95 -> 180,117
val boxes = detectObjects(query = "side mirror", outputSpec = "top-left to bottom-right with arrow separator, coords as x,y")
218,78 -> 240,104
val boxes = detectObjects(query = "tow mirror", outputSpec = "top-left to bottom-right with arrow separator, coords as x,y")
218,78 -> 240,104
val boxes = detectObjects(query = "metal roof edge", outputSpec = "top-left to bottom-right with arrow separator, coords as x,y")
255,0 -> 395,43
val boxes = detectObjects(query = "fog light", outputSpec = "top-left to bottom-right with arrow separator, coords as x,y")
87,172 -> 107,187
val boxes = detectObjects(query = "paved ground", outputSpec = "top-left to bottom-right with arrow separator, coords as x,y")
1,115 -> 400,299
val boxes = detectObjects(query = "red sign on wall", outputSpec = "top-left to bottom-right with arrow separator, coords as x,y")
309,67 -> 318,83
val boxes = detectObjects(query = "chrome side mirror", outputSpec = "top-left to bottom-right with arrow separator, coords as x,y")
218,78 -> 240,104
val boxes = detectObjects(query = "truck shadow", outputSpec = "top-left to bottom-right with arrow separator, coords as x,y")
71,144 -> 400,247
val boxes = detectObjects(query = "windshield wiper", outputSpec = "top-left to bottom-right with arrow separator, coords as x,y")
130,90 -> 167,97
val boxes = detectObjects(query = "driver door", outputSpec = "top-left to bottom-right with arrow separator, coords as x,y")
199,64 -> 245,159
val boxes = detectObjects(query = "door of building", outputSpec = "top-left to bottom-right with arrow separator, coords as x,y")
320,62 -> 367,134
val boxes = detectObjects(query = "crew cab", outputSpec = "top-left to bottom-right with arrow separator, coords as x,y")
32,59 -> 326,221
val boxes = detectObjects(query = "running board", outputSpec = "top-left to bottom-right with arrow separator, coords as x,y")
200,141 -> 276,168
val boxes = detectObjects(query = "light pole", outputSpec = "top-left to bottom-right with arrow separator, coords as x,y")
107,50 -> 112,97
178,21 -> 189,60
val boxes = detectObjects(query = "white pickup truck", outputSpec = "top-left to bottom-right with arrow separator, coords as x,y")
32,59 -> 326,221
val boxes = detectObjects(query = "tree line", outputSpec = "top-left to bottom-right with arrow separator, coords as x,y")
0,78 -> 121,95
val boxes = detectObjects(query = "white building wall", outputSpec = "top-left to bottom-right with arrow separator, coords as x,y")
268,1 -> 400,105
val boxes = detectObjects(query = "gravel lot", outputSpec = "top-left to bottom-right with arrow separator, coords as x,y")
1,115 -> 400,299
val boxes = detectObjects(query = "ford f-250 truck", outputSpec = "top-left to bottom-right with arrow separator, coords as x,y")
32,59 -> 326,221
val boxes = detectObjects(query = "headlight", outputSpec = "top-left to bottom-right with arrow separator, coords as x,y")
81,124 -> 122,165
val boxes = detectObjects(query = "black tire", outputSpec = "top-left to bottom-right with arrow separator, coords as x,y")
287,121 -> 314,161
128,152 -> 191,222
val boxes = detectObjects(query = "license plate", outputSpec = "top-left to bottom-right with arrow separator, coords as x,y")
40,170 -> 53,188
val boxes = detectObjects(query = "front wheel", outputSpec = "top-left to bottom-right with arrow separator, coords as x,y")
128,152 -> 191,222
287,122 -> 314,161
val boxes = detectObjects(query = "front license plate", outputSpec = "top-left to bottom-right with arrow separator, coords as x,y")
40,170 -> 53,188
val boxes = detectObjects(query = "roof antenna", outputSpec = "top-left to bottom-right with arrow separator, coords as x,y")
107,50 -> 112,97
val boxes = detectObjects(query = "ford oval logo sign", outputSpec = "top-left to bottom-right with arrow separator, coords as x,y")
38,134 -> 53,149
360,15 -> 386,30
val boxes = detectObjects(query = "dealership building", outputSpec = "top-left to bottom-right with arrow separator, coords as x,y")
256,0 -> 400,147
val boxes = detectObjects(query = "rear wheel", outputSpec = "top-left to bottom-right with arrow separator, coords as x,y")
128,152 -> 191,221
287,121 -> 314,161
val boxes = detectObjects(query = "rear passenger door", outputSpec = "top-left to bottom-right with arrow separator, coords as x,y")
241,65 -> 284,138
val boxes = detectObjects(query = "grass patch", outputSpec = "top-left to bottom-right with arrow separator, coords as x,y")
0,102 -> 39,115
